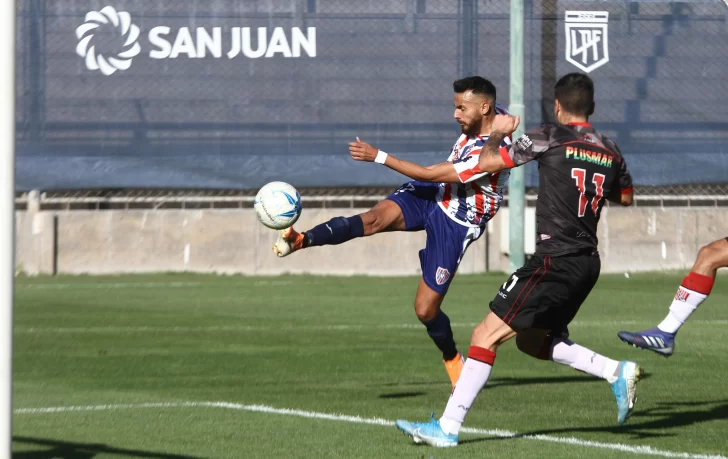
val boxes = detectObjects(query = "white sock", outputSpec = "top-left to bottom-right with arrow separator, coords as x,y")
658,287 -> 708,334
550,338 -> 620,383
440,350 -> 495,435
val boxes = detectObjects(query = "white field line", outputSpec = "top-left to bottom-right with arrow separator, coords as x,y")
13,401 -> 726,459
13,320 -> 728,334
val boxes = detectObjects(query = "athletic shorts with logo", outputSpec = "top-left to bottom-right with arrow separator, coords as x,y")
386,181 -> 483,295
490,251 -> 601,331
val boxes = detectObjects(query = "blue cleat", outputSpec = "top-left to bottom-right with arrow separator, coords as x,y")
395,413 -> 458,447
611,361 -> 642,425
618,328 -> 675,357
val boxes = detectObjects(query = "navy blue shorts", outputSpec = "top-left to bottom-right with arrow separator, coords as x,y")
387,181 -> 484,295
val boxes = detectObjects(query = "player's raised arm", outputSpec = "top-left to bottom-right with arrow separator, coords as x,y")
479,117 -> 555,173
348,137 -> 461,183
477,114 -> 520,173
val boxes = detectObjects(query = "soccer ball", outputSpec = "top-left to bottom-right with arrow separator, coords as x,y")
254,181 -> 302,229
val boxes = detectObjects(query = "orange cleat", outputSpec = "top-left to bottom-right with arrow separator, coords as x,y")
273,226 -> 305,257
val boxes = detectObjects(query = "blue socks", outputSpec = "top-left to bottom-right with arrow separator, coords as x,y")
421,310 -> 458,361
304,216 -> 365,247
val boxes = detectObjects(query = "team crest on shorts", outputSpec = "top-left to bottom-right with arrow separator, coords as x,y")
435,267 -> 451,285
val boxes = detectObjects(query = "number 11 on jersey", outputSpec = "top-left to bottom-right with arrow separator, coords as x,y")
571,168 -> 605,217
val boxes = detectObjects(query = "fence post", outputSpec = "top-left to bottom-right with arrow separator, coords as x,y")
459,0 -> 477,77
508,0 -> 526,272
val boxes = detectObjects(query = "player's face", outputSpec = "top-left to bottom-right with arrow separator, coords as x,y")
453,91 -> 488,136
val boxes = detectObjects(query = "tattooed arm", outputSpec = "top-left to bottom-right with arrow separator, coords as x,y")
477,114 -> 520,172
477,131 -> 510,173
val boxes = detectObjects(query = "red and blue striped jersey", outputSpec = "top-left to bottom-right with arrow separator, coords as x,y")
436,105 -> 511,228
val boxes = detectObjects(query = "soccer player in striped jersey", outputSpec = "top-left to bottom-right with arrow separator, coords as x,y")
618,237 -> 728,356
273,76 -> 510,386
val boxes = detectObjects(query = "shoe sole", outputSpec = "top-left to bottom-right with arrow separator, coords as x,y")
414,435 -> 457,448
273,228 -> 300,258
618,335 -> 673,358
620,363 -> 643,424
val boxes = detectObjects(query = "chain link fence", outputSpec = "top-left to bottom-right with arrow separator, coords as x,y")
528,0 -> 728,191
15,0 -> 728,196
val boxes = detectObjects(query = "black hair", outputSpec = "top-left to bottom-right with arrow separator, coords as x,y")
453,76 -> 496,103
554,73 -> 595,117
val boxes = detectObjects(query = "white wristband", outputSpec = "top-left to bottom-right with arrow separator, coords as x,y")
375,150 -> 388,164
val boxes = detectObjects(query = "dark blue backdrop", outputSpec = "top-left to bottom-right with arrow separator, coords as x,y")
15,0 -> 728,191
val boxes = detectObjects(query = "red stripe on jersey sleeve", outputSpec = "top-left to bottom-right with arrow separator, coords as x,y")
458,165 -> 484,183
621,187 -> 633,194
499,147 -> 516,168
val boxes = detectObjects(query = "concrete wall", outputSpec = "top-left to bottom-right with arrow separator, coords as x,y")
498,206 -> 728,274
15,208 -> 489,276
14,206 -> 728,276
15,211 -> 55,276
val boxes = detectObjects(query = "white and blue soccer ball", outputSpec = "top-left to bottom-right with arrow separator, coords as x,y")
254,181 -> 302,229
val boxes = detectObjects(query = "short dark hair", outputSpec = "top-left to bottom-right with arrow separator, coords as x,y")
453,76 -> 496,103
554,73 -> 594,117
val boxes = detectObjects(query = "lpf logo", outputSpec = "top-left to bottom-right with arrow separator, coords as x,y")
565,11 -> 609,73
75,6 -> 141,76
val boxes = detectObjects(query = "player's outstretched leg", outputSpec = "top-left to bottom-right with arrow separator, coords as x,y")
413,279 -> 463,387
617,328 -> 676,357
273,199 -> 405,257
618,237 -> 728,357
517,331 -> 642,425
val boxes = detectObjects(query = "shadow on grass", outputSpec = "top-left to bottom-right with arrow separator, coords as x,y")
379,391 -> 427,399
377,374 -> 631,390
13,436 -> 206,459
458,399 -> 728,445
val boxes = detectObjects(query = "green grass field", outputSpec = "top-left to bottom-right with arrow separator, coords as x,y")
12,272 -> 728,458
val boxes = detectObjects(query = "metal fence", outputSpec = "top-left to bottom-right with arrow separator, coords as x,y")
14,183 -> 728,212
15,0 -> 728,192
